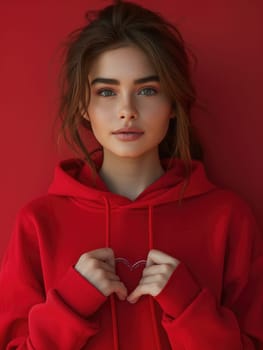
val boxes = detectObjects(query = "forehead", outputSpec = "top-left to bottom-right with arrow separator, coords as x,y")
88,45 -> 157,79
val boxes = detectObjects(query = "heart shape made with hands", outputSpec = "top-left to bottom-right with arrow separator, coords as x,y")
115,257 -> 147,293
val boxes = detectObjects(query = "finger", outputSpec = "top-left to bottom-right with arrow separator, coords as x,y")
102,271 -> 121,281
84,257 -> 115,275
109,281 -> 128,301
139,274 -> 166,285
142,264 -> 172,277
86,266 -> 120,285
126,285 -> 142,304
146,249 -> 179,268
86,248 -> 115,267
99,261 -> 115,273
127,282 -> 158,304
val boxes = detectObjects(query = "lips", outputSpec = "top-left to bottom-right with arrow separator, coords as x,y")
112,128 -> 144,141
112,127 -> 144,135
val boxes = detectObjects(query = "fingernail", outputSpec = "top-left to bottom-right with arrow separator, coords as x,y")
128,298 -> 136,304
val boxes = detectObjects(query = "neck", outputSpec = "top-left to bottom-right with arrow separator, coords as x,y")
99,151 -> 164,200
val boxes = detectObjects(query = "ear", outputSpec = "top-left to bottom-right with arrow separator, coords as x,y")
83,112 -> 89,121
79,102 -> 89,121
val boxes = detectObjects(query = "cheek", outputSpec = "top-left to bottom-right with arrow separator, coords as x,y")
145,104 -> 172,126
141,96 -> 172,116
87,101 -> 113,125
152,106 -> 172,138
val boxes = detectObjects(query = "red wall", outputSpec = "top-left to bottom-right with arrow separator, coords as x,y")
0,0 -> 262,260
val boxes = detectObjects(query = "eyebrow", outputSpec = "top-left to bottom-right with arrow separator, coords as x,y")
90,75 -> 160,86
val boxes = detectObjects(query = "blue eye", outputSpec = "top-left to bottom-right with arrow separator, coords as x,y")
139,88 -> 157,96
98,89 -> 115,97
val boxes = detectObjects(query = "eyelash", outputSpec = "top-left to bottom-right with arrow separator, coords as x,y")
96,87 -> 158,97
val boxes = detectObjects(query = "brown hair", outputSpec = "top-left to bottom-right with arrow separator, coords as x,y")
57,0 -> 202,173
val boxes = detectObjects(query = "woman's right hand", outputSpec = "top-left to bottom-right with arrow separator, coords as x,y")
74,248 -> 127,300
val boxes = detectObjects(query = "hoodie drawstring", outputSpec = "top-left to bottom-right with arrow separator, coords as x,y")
148,205 -> 162,350
103,197 -> 119,350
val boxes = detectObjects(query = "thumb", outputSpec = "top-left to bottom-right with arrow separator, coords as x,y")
127,284 -> 144,304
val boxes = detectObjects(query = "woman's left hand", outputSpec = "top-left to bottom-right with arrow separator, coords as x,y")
127,249 -> 180,304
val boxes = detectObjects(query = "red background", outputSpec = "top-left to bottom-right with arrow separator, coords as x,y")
0,0 -> 262,260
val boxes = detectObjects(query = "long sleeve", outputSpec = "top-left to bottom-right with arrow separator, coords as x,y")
0,208 -> 106,350
155,199 -> 263,349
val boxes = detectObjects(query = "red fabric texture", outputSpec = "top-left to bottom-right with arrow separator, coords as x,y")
0,153 -> 262,349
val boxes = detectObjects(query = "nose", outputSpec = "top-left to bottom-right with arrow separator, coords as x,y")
118,94 -> 138,120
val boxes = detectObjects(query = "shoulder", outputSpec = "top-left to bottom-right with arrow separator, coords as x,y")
206,187 -> 253,213
191,180 -> 261,237
209,188 -> 262,249
15,193 -> 67,225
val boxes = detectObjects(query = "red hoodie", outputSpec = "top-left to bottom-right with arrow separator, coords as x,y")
0,154 -> 263,349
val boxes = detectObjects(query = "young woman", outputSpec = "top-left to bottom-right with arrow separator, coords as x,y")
0,1 -> 262,349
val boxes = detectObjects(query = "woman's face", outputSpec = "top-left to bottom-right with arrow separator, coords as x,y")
85,45 -> 173,161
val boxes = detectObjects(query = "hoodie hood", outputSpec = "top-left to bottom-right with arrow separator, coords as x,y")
48,152 -> 216,208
